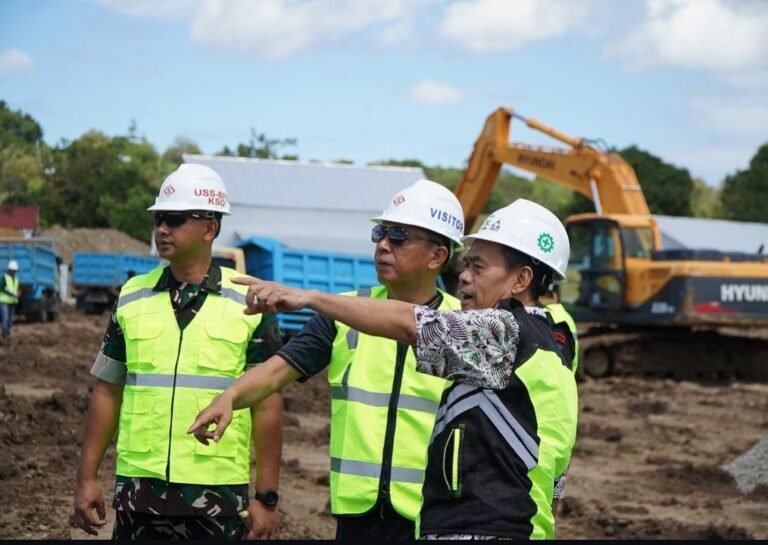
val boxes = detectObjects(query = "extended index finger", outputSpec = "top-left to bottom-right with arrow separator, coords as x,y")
231,276 -> 258,286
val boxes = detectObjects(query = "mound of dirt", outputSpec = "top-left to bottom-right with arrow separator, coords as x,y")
41,225 -> 151,264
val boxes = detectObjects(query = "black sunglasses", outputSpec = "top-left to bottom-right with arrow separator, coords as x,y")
153,211 -> 213,228
371,224 -> 440,246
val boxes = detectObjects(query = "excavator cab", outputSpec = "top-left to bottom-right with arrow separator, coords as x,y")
560,217 -> 625,314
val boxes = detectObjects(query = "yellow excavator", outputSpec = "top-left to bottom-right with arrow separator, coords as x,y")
454,107 -> 768,380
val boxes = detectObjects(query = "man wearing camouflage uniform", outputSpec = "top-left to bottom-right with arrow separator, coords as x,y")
73,164 -> 284,540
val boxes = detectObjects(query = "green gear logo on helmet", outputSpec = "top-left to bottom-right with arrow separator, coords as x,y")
537,232 -> 554,253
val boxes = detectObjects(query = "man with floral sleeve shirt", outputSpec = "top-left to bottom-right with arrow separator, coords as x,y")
73,164 -> 284,540
192,198 -> 578,540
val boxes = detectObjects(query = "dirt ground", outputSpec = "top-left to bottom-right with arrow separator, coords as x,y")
1,305 -> 767,540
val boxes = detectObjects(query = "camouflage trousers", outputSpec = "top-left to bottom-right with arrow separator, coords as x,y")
112,509 -> 246,540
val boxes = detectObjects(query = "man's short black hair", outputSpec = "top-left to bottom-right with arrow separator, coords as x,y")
499,245 -> 554,298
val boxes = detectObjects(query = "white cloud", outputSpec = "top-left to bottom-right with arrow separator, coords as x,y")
688,94 -> 768,140
607,0 -> 768,72
439,0 -> 599,52
374,19 -> 416,48
93,0 -> 417,59
190,0 -> 411,60
408,80 -> 463,105
0,48 -> 36,77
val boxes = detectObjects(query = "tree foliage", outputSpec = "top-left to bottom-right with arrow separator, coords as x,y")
162,136 -> 202,165
0,100 -> 43,149
217,128 -> 297,160
720,143 -> 768,223
618,145 -> 693,216
2,100 -> 764,253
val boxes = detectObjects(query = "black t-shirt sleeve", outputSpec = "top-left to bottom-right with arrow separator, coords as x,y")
277,313 -> 337,381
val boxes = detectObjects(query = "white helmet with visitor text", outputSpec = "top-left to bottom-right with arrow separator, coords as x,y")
147,163 -> 231,215
462,198 -> 569,280
371,179 -> 465,250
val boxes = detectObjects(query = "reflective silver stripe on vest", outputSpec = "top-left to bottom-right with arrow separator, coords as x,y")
126,373 -> 235,390
331,457 -> 424,484
220,287 -> 246,306
346,328 -> 359,350
345,288 -> 373,349
117,288 -> 157,309
431,387 -> 539,470
332,385 -> 440,414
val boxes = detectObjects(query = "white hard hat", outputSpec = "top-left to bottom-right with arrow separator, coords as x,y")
148,164 -> 231,215
371,179 -> 465,249
7,260 -> 19,271
463,198 -> 570,280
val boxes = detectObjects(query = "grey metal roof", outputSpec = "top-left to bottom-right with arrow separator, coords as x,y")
655,215 -> 768,255
183,154 -> 425,212
182,154 -> 427,255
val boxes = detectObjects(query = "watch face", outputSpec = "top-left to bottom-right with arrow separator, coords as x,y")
257,490 -> 279,506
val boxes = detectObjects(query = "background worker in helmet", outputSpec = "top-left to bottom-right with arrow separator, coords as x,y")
191,198 -> 578,540
191,179 -> 464,540
72,164 -> 285,540
0,259 -> 21,344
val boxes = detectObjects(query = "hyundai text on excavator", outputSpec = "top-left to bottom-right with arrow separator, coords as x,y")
454,107 -> 768,380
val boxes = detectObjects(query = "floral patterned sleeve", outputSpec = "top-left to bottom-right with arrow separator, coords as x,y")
413,307 -> 520,390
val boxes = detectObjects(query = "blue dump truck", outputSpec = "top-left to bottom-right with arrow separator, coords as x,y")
235,237 -> 378,335
72,252 -> 161,314
0,237 -> 60,322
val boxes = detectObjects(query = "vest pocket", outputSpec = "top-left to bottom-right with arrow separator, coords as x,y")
193,395 -> 239,458
198,322 -> 248,371
117,391 -> 155,453
441,425 -> 464,497
124,320 -> 164,369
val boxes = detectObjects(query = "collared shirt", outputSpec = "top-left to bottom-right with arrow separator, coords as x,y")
90,261 -> 283,517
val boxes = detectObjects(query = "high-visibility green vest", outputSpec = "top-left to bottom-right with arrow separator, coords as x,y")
546,303 -> 579,375
0,274 -> 19,304
328,286 -> 461,521
114,266 -> 263,484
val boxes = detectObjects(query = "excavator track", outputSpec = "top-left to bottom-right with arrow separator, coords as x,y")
578,326 -> 768,382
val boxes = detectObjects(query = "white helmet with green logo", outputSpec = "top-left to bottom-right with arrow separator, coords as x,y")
462,198 -> 569,280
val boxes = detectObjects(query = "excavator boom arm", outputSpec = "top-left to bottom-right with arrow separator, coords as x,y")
455,107 -> 650,232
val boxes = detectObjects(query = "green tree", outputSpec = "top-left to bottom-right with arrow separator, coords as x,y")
0,100 -> 43,149
690,178 -> 722,218
217,128 -> 297,160
39,129 -> 162,241
162,136 -> 202,165
720,142 -> 768,223
619,145 -> 693,216
0,145 -> 46,205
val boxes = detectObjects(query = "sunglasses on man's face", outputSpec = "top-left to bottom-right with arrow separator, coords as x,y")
371,224 -> 440,246
152,211 -> 212,228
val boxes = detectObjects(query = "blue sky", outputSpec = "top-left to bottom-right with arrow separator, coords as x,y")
1,0 -> 767,187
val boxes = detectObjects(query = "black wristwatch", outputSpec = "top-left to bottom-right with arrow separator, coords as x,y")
254,490 -> 279,508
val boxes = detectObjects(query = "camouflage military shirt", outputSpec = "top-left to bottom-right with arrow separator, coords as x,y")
90,261 -> 283,516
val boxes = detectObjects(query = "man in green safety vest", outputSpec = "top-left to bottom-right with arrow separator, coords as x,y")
72,164 -> 285,540
0,259 -> 20,344
191,198 -> 578,539
191,178 -> 465,540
